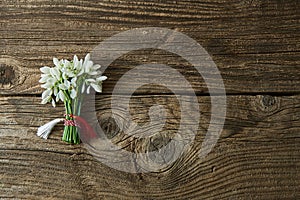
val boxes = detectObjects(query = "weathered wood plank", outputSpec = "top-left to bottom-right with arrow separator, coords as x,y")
0,95 -> 299,199
1,0 -> 299,199
0,0 -> 299,94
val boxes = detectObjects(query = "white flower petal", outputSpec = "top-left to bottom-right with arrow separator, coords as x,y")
87,85 -> 91,94
63,60 -> 71,69
41,82 -> 52,89
81,83 -> 85,93
54,68 -> 61,80
42,89 -> 52,100
59,83 -> 68,90
41,74 -> 50,78
78,67 -> 84,76
53,87 -> 58,96
88,71 -> 98,76
64,80 -> 71,88
66,69 -> 75,77
58,90 -> 66,102
51,99 -> 56,107
41,97 -> 49,104
56,94 -> 59,102
39,75 -> 51,83
70,89 -> 77,99
53,58 -> 60,67
86,78 -> 96,83
92,64 -> 101,71
84,53 -> 90,64
62,72 -> 68,80
73,55 -> 82,71
90,83 -> 102,93
50,68 -> 57,78
96,76 -> 107,81
84,61 -> 94,73
73,55 -> 78,64
47,77 -> 56,85
71,77 -> 77,87
40,66 -> 51,74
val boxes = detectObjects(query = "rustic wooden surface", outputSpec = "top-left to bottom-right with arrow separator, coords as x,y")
0,0 -> 299,199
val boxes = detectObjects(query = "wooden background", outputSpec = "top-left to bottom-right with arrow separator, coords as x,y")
0,0 -> 299,199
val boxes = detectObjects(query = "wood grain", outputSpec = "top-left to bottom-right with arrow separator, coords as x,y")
0,95 -> 299,199
1,0 -> 299,199
0,0 -> 299,94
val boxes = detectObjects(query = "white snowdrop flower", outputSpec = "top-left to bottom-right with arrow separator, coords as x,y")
38,53 -> 107,144
51,98 -> 56,107
41,98 -> 48,105
61,62 -> 75,78
84,61 -> 94,75
59,83 -> 67,90
96,76 -> 107,82
40,66 -> 51,74
39,67 -> 53,84
82,53 -> 99,75
41,95 -> 51,104
65,80 -> 71,89
53,87 -> 58,96
73,55 -> 84,75
83,53 -> 90,67
73,55 -> 79,65
92,64 -> 101,71
50,67 -> 60,80
40,53 -> 107,106
81,83 -> 86,93
53,57 -> 61,68
87,85 -> 91,94
86,78 -> 96,83
39,74 -> 51,83
41,82 -> 52,89
55,92 -> 60,102
58,80 -> 70,90
90,83 -> 102,93
42,88 -> 52,101
56,90 -> 66,102
71,77 -> 77,87
70,89 -> 77,99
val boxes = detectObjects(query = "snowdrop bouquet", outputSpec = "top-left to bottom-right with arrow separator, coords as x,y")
37,53 -> 107,144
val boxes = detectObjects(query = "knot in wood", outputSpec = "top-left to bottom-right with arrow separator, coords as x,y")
262,95 -> 276,107
0,64 -> 15,85
256,95 -> 280,114
100,116 -> 120,139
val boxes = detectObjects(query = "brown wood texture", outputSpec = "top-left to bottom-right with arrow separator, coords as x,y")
0,95 -> 300,199
0,0 -> 299,95
0,0 -> 299,199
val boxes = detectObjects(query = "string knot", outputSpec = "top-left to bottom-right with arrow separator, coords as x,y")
64,119 -> 77,126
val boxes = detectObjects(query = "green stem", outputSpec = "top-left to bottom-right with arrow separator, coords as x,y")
74,77 -> 85,116
62,92 -> 80,144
